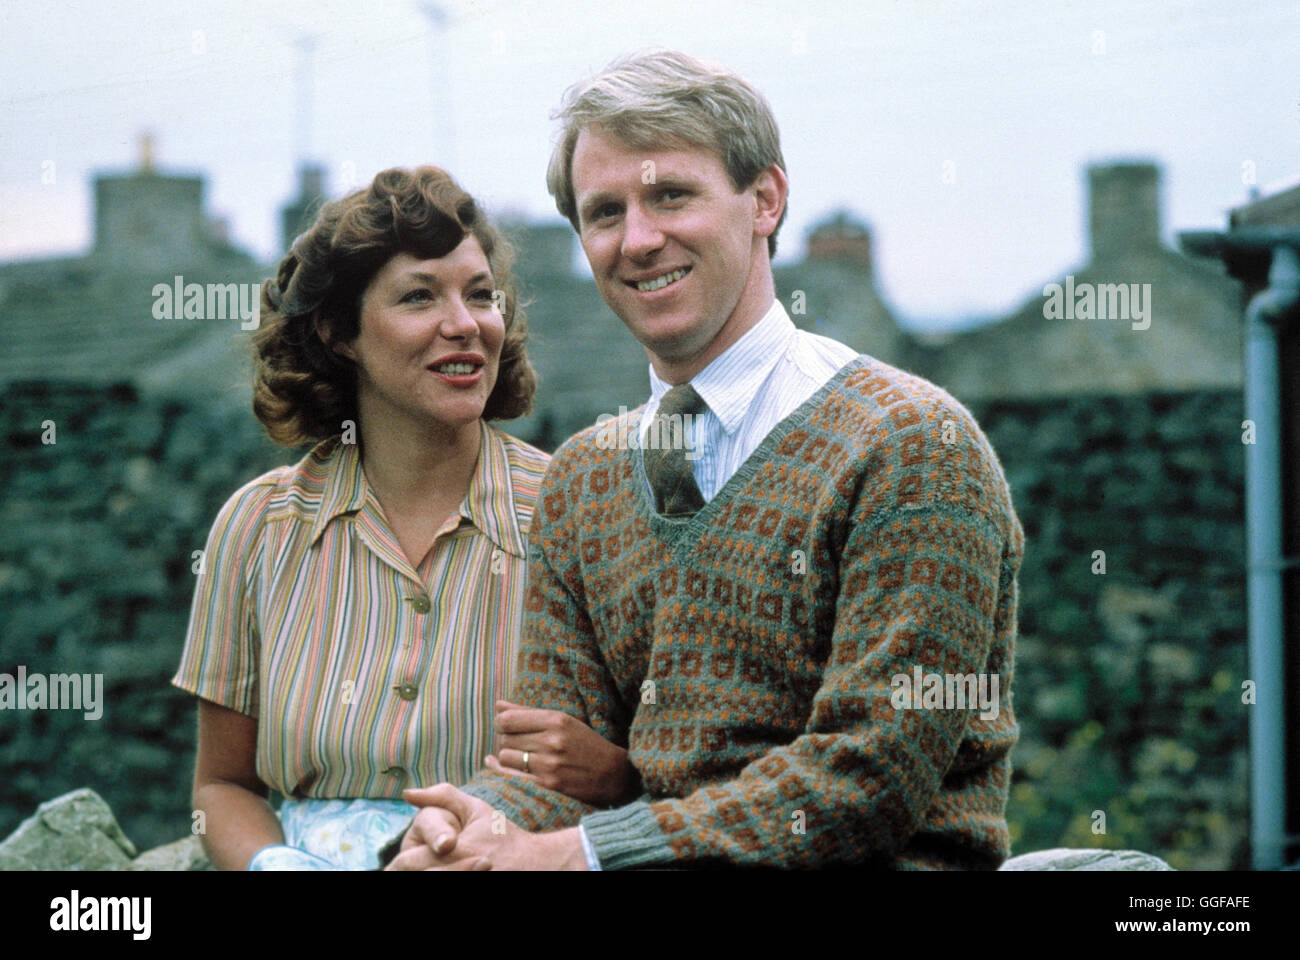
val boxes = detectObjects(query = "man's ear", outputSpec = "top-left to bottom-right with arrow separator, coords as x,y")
751,164 -> 788,244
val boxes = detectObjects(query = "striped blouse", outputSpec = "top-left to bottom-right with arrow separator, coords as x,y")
172,420 -> 550,799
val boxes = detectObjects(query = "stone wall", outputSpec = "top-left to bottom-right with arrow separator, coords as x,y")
969,390 -> 1248,869
0,788 -> 1172,871
0,383 -> 1248,867
0,382 -> 289,850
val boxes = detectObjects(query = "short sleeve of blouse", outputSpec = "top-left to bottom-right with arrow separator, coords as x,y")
171,472 -> 281,718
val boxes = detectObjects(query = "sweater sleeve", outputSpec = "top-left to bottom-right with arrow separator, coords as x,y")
581,415 -> 1020,869
457,531 -> 624,831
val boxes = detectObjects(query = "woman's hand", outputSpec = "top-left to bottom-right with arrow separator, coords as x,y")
483,700 -> 636,807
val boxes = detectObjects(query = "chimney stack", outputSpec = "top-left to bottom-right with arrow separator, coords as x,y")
1088,162 -> 1161,261
806,211 -> 873,276
280,163 -> 328,253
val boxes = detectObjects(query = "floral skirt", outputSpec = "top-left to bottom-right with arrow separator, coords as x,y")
247,797 -> 418,871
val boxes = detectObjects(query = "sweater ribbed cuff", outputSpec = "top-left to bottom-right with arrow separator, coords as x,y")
458,779 -> 507,812
579,801 -> 675,870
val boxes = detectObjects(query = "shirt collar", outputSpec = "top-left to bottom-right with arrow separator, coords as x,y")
647,299 -> 795,435
307,437 -> 367,546
307,420 -> 528,558
459,420 -> 529,559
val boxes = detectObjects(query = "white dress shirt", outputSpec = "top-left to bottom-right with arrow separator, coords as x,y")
638,298 -> 860,501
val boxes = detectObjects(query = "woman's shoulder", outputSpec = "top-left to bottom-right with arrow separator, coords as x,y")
209,438 -> 343,532
487,424 -> 551,484
485,425 -> 552,539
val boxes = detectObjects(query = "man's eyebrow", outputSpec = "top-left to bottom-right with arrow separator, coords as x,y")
579,192 -> 618,219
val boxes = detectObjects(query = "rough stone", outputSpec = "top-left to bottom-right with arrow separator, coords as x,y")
0,788 -> 136,870
999,847 -> 1175,871
127,835 -> 213,871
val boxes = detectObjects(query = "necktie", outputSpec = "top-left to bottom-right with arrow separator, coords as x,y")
643,383 -> 708,517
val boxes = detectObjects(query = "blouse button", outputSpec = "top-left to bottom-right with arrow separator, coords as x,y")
409,594 -> 432,614
394,683 -> 419,701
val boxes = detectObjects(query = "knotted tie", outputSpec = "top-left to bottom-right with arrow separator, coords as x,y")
643,383 -> 708,517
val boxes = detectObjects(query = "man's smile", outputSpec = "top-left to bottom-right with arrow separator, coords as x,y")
625,266 -> 691,293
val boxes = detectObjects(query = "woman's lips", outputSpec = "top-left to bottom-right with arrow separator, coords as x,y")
427,361 -> 485,387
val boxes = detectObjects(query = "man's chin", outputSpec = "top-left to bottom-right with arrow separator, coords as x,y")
623,320 -> 713,364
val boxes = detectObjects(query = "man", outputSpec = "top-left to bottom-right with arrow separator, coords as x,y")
383,49 -> 1023,870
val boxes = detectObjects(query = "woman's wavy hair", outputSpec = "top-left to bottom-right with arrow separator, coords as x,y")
253,166 -> 536,447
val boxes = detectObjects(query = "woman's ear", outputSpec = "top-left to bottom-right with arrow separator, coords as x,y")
317,316 -> 356,362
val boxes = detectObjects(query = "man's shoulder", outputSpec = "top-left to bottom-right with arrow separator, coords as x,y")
546,404 -> 650,474
811,355 -> 976,433
808,356 -> 1020,530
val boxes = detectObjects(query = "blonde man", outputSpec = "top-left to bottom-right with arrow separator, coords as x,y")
384,50 -> 1023,871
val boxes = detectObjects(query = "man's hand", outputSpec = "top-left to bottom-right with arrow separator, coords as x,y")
484,700 -> 634,806
383,783 -> 588,871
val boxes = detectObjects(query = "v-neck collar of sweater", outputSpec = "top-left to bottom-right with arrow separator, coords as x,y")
630,354 -> 871,545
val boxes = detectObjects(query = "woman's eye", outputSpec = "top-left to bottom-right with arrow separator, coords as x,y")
470,288 -> 496,304
402,289 -> 433,304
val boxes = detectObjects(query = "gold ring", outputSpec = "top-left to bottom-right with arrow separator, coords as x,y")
521,750 -> 531,774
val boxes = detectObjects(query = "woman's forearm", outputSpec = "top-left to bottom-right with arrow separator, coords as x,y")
194,781 -> 285,871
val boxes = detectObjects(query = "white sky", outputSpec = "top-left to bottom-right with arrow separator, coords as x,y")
1,0 -> 1294,329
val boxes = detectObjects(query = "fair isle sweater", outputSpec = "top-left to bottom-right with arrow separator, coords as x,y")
459,354 -> 1024,869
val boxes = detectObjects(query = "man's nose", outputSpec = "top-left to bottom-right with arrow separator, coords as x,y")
621,203 -> 665,260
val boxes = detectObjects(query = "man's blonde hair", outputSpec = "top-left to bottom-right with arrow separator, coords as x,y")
546,49 -> 788,257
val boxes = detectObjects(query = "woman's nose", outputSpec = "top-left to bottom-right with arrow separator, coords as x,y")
437,297 -> 479,338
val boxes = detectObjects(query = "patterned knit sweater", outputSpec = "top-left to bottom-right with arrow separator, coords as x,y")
457,354 -> 1024,869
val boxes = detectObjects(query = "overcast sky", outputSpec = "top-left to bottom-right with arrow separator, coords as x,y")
2,0 -> 1294,329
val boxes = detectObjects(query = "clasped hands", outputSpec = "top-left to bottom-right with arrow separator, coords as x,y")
383,783 -> 586,870
385,699 -> 630,870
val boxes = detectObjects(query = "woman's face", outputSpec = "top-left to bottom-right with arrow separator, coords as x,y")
338,235 -> 505,438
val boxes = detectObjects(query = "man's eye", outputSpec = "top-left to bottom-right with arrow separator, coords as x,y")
662,188 -> 687,201
593,203 -> 620,220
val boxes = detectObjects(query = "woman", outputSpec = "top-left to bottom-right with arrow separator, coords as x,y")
172,166 -> 632,870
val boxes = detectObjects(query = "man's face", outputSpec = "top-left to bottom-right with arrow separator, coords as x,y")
571,124 -> 774,379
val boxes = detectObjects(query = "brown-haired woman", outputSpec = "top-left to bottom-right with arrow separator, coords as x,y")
172,166 -> 633,870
